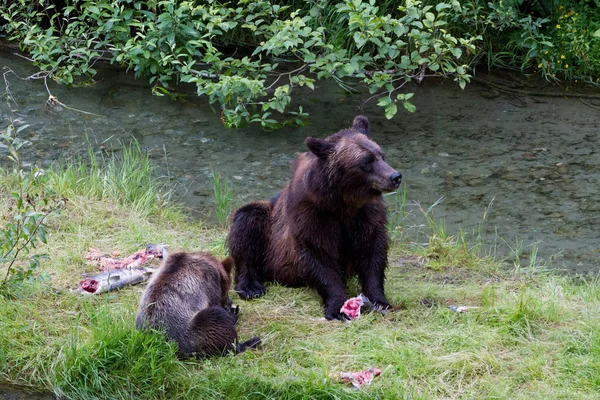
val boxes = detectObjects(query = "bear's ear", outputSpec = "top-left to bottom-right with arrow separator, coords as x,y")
352,115 -> 370,136
221,256 -> 234,276
306,137 -> 334,158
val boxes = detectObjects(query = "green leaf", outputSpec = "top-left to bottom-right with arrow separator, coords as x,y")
16,124 -> 30,133
594,29 -> 600,38
344,63 -> 355,75
353,32 -> 366,49
377,97 -> 391,107
385,103 -> 398,119
403,101 -> 416,113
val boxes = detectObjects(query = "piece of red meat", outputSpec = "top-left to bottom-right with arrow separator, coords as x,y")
330,367 -> 382,389
340,296 -> 365,320
78,278 -> 99,294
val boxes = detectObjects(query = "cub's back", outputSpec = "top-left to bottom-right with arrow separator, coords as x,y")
135,252 -> 225,340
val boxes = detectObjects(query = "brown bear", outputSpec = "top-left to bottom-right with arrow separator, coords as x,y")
227,115 -> 401,320
135,251 -> 261,357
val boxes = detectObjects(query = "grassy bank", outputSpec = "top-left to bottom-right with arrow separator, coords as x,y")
1,149 -> 600,399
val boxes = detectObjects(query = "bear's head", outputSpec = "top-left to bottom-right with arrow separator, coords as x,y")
305,115 -> 402,202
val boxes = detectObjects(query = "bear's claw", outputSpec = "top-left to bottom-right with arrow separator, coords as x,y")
235,280 -> 267,300
372,301 -> 392,313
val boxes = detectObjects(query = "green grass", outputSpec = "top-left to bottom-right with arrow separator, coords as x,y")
1,153 -> 600,399
210,165 -> 234,229
46,141 -> 178,219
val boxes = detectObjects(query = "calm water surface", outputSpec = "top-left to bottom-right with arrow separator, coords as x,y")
1,50 -> 599,273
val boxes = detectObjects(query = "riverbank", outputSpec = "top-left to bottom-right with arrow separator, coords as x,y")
1,154 -> 599,399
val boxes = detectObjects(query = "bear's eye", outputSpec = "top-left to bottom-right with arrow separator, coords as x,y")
361,155 -> 375,172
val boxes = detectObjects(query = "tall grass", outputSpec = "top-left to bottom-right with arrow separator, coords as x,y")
210,165 -> 233,229
385,183 -> 407,240
387,190 -> 503,271
47,141 -> 174,217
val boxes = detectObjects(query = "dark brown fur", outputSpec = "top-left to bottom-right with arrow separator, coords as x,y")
227,116 -> 402,320
135,251 -> 260,357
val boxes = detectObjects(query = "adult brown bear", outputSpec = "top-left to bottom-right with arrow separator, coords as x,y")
135,251 -> 261,357
227,115 -> 401,320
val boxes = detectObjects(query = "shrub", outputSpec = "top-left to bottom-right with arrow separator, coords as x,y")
0,0 -> 478,126
0,121 -> 63,295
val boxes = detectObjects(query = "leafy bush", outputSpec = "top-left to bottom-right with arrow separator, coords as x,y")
453,0 -> 600,82
0,0 -> 478,126
0,0 -> 598,128
0,121 -> 63,295
542,2 -> 600,80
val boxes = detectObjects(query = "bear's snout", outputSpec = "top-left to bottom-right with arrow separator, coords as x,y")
390,172 -> 402,188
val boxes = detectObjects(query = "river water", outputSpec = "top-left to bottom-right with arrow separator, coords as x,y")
0,384 -> 54,400
0,49 -> 599,273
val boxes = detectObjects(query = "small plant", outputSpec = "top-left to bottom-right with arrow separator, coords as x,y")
0,120 -> 63,294
210,166 -> 233,229
414,197 -> 497,271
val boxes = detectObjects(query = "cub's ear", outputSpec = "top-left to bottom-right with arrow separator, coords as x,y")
352,115 -> 369,136
221,256 -> 234,276
306,137 -> 334,158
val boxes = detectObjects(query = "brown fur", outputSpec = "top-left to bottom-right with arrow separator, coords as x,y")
135,251 -> 260,357
228,116 -> 402,320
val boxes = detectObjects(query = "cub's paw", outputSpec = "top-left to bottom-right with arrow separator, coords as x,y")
235,280 -> 267,300
236,336 -> 262,354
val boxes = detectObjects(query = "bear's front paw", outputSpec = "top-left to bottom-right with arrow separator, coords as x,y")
325,308 -> 348,321
235,280 -> 267,300
324,300 -> 350,321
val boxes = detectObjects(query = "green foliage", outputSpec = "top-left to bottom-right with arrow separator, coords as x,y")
0,0 -> 479,126
0,121 -> 63,294
1,0 -> 598,125
541,2 -> 600,81
452,0 -> 600,82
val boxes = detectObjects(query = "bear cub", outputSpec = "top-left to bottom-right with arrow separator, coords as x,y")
227,115 -> 402,320
135,251 -> 260,357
